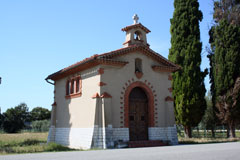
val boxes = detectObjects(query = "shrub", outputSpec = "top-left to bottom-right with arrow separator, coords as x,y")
31,120 -> 50,132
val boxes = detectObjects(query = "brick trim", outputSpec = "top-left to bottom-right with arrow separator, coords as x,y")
98,68 -> 104,75
168,88 -> 173,92
98,82 -> 106,86
92,93 -> 100,98
121,23 -> 151,33
124,81 -> 154,127
65,75 -> 82,99
135,72 -> 143,79
168,74 -> 173,80
66,93 -> 82,99
165,96 -> 174,102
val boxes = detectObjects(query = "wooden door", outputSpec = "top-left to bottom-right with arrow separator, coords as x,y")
129,87 -> 148,141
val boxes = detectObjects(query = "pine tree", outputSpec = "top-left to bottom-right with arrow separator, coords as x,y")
169,0 -> 207,138
208,0 -> 240,138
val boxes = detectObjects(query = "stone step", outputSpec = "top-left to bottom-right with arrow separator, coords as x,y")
128,140 -> 168,148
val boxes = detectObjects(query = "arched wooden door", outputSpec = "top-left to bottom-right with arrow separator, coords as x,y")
129,87 -> 148,141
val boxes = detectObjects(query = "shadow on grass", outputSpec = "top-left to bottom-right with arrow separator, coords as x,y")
45,143 -> 76,152
178,138 -> 240,145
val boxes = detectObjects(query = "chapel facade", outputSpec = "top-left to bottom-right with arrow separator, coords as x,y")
46,15 -> 179,149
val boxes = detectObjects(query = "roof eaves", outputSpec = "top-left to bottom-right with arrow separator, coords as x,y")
121,23 -> 151,33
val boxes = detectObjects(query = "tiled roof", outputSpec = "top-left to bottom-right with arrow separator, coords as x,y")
46,44 -> 180,81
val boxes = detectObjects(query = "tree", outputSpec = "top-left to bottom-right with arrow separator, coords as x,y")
30,107 -> 51,121
31,120 -> 50,132
169,0 -> 207,138
0,111 -> 3,129
208,0 -> 240,138
2,103 -> 30,133
200,92 -> 218,137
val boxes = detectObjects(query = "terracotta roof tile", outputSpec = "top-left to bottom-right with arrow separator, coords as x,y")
121,23 -> 151,33
46,44 -> 179,81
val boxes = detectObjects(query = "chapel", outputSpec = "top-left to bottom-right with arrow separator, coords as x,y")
46,14 -> 179,149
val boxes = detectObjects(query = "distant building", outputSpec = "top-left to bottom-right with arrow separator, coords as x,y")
46,15 -> 179,149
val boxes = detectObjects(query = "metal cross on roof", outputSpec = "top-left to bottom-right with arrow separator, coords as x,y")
133,14 -> 139,24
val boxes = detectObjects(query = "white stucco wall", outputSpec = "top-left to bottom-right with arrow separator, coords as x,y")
54,67 -> 100,128
100,52 -> 176,128
48,50 -> 178,148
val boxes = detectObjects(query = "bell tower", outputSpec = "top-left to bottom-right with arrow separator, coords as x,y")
122,14 -> 151,47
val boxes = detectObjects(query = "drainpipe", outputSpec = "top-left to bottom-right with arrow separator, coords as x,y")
45,77 -> 56,142
45,78 -> 54,85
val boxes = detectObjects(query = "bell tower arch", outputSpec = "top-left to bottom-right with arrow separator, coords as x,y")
122,14 -> 151,47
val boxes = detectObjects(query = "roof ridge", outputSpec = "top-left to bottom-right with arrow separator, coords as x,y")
46,45 -> 180,81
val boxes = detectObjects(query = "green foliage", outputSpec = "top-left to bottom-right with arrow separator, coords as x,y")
211,20 -> 240,96
0,112 -> 3,129
169,0 -> 207,135
30,107 -> 51,121
45,142 -> 74,152
208,0 -> 240,138
31,120 -> 50,132
1,104 -> 51,133
2,103 -> 30,133
200,92 -> 218,130
208,1 -> 240,136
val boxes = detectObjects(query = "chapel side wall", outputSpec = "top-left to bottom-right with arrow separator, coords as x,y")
100,52 -> 176,128
54,67 -> 100,128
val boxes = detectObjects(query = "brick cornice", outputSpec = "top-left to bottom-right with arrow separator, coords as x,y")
121,23 -> 151,33
92,93 -> 100,98
47,59 -> 128,81
100,92 -> 112,98
98,68 -> 104,75
46,44 -> 179,81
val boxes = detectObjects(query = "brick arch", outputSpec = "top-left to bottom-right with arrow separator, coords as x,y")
124,81 -> 154,127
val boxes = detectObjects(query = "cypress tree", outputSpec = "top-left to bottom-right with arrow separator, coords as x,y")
208,0 -> 240,138
169,0 -> 207,138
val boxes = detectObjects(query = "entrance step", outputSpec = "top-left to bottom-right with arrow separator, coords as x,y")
128,140 -> 168,148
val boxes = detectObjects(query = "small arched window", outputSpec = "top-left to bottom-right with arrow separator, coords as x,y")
134,31 -> 142,41
135,58 -> 142,73
76,77 -> 81,93
66,75 -> 82,98
66,80 -> 70,95
70,79 -> 75,94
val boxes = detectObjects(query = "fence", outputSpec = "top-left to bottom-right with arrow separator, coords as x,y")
177,125 -> 240,138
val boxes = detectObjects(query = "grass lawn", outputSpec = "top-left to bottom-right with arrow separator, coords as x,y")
0,132 -> 75,155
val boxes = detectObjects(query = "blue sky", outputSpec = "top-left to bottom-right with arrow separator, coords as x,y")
0,0 -> 214,112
